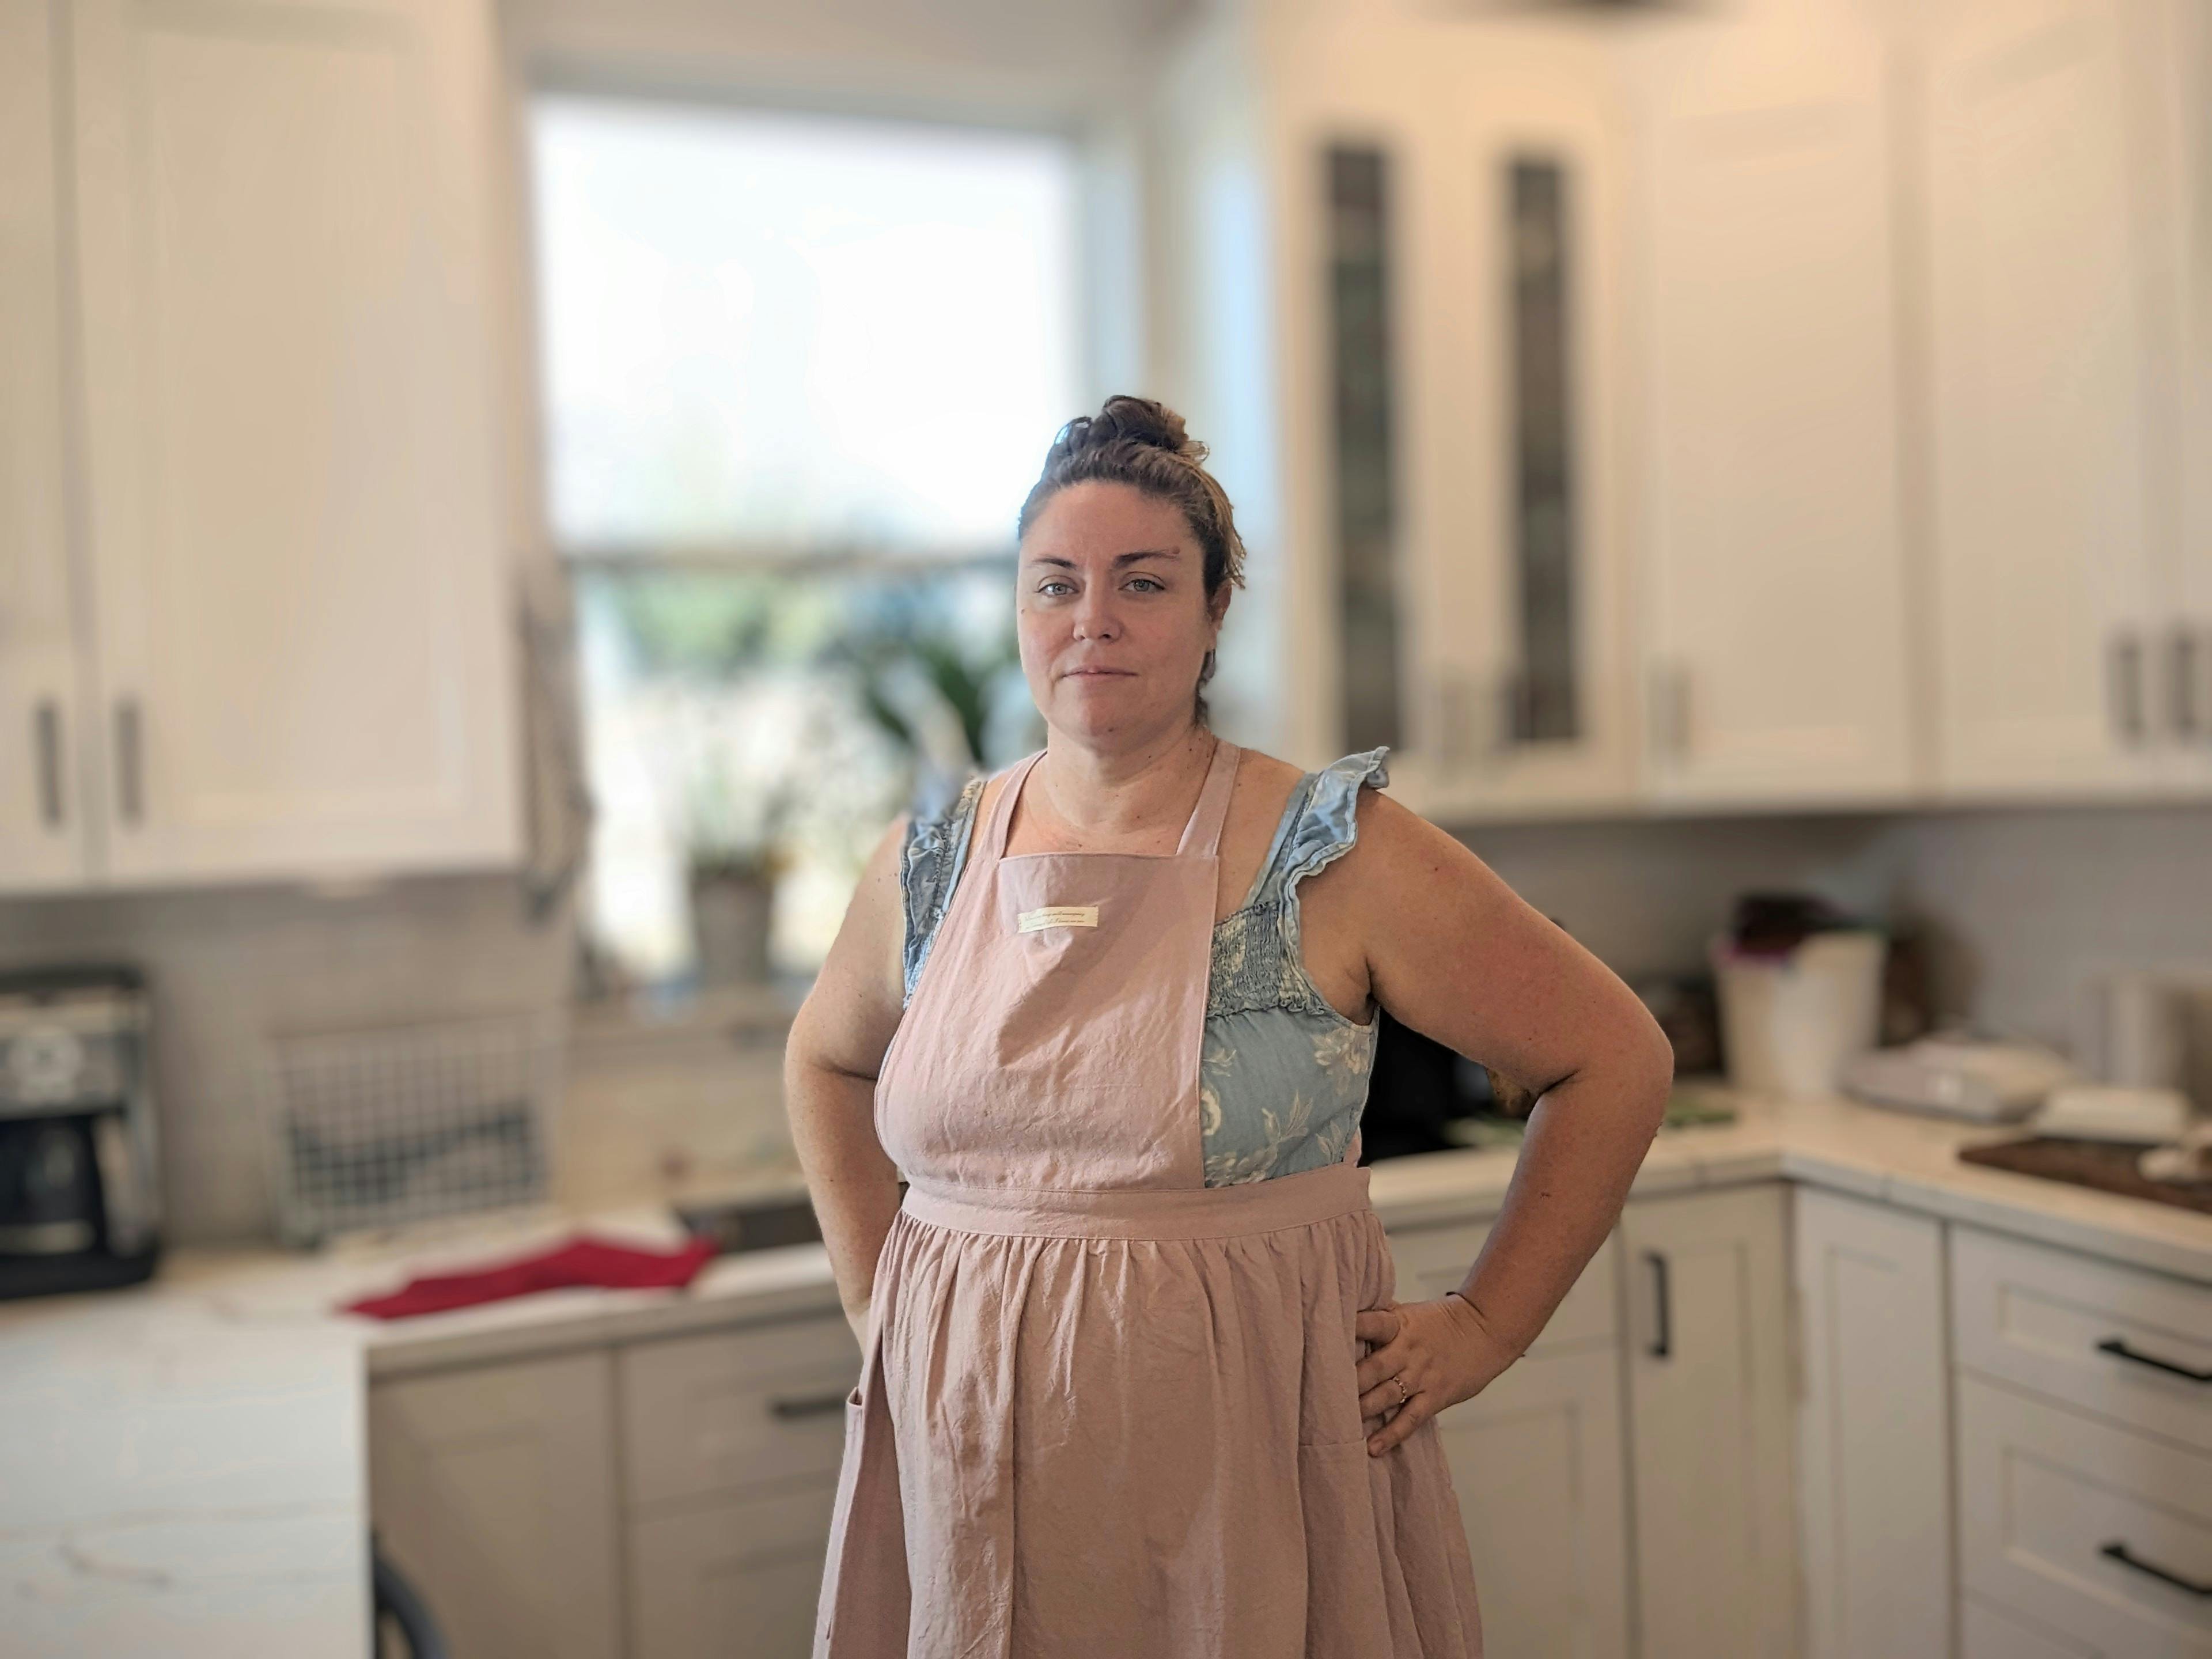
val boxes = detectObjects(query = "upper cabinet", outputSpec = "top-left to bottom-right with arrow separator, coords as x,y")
65,0 -> 519,885
1919,0 -> 2194,798
0,0 -> 85,891
1259,10 -> 1637,817
0,0 -> 520,895
1172,0 -> 2212,819
1627,2 -> 1918,807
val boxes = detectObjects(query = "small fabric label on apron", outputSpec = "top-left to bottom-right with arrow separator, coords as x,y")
1017,904 -> 1100,933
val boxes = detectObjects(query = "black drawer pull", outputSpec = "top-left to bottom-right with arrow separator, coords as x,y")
2100,1540 -> 2212,1597
770,1389 -> 853,1420
2096,1338 -> 2212,1385
1645,1250 -> 1671,1361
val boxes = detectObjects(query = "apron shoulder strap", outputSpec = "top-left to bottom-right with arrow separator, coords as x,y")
1175,739 -> 1241,858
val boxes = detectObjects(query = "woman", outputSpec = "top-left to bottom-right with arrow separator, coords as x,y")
787,396 -> 1673,1657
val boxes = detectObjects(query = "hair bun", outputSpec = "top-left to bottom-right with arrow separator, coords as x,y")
1051,394 -> 1208,468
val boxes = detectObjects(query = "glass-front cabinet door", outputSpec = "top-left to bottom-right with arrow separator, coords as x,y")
1317,29 -> 1635,820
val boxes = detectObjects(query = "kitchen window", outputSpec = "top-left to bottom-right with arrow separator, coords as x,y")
528,94 -> 1079,988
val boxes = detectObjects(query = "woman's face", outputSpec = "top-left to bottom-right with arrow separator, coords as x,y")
1016,480 -> 1226,750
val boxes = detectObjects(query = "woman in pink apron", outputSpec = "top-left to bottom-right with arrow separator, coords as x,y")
787,397 -> 1675,1657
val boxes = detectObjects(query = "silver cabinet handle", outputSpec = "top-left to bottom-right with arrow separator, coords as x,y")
1495,665 -> 1528,752
1647,661 -> 1691,762
2110,628 -> 2147,744
1434,669 -> 1473,770
2175,626 -> 2206,743
113,698 -> 143,825
1645,1249 -> 1672,1360
33,700 -> 63,828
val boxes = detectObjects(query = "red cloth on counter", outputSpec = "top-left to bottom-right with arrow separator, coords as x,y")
343,1233 -> 718,1320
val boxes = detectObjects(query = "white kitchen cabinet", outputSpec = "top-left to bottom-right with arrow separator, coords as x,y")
1238,8 -> 1636,817
1919,0 -> 2201,799
1627,2 -> 1918,808
619,1316 -> 859,1657
1620,1183 -> 1798,1659
629,1484 -> 842,1659
1793,1188 -> 1954,1659
2148,0 -> 2212,789
1399,31 -> 1638,821
369,1350 -> 623,1659
1394,1221 -> 1630,1658
62,0 -> 518,885
0,0 -> 84,892
1956,1373 -> 2212,1657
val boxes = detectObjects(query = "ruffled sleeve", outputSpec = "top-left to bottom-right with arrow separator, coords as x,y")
1260,745 -> 1391,907
898,771 -> 985,1005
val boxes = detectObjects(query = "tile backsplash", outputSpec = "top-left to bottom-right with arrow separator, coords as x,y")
3,799 -> 2207,1243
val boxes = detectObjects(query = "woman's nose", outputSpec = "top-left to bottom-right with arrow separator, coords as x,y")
1072,592 -> 1120,642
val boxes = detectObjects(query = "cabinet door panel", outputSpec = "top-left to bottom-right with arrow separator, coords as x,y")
629,1483 -> 839,1659
1636,13 -> 1915,806
1620,1184 -> 1797,1659
1926,0 -> 2162,796
1393,1220 -> 1619,1355
68,0 -> 517,884
0,0 -> 85,891
369,1351 -> 620,1659
1434,1346 -> 1630,1659
1416,33 -> 1636,819
1794,1188 -> 1953,1659
1956,1373 -> 2212,1656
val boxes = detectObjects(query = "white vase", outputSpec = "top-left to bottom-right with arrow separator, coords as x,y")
1712,930 -> 1886,1099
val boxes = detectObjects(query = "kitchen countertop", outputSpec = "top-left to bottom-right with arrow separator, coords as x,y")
4,1088 -> 2208,1657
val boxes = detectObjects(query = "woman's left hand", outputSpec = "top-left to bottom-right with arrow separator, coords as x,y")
1353,1293 -> 1520,1456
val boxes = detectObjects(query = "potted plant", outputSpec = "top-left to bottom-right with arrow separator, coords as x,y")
678,723 -> 796,987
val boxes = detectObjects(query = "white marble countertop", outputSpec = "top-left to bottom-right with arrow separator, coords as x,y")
3,1088 -> 2206,1656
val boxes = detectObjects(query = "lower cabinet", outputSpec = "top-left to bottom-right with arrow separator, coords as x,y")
618,1320 -> 860,1659
628,1484 -> 842,1659
368,1312 -> 859,1659
1390,1185 -> 1804,1659
1395,1221 -> 1630,1658
1619,1184 -> 1798,1659
368,1350 -> 623,1659
1949,1224 -> 2212,1659
1793,1188 -> 1953,1659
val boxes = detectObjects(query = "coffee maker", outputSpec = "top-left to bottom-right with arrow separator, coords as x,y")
0,965 -> 161,1298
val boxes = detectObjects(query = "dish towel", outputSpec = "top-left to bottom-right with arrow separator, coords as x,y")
344,1233 -> 717,1320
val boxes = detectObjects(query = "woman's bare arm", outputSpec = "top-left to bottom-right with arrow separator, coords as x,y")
784,815 -> 911,1342
1317,790 -> 1675,1405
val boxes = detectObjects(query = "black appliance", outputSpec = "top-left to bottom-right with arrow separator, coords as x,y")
0,965 -> 161,1299
1358,1010 -> 1504,1162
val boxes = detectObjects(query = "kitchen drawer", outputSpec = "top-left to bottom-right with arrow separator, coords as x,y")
1953,1225 -> 2212,1453
1957,1374 -> 2212,1657
620,1315 -> 859,1509
1961,1592 -> 2101,1659
1391,1221 -> 1619,1354
628,1480 -> 839,1659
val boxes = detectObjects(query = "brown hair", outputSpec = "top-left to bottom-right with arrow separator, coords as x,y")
1017,395 -> 1247,724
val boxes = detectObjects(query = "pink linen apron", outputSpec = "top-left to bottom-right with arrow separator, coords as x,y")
814,738 -> 1484,1658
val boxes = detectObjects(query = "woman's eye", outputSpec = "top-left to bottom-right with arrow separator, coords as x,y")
1038,579 -> 1074,597
1127,577 -> 1164,593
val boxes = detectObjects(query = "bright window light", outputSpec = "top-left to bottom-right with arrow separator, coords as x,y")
531,96 -> 1081,555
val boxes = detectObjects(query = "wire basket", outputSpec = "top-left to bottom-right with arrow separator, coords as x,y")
263,1014 -> 564,1248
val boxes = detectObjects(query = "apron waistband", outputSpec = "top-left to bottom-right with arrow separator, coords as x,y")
897,1158 -> 1373,1241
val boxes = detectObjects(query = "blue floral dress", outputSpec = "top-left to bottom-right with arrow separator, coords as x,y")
897,748 -> 1392,1185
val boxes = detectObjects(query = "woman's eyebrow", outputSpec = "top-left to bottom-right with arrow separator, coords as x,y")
1027,548 -> 1183,569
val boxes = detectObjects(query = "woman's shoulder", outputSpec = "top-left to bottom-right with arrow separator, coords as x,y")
1234,743 -> 1394,904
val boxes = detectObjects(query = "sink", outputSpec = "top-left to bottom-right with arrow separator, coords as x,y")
673,1191 -> 823,1255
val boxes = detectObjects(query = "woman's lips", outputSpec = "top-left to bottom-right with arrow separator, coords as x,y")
1063,666 -> 1135,678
